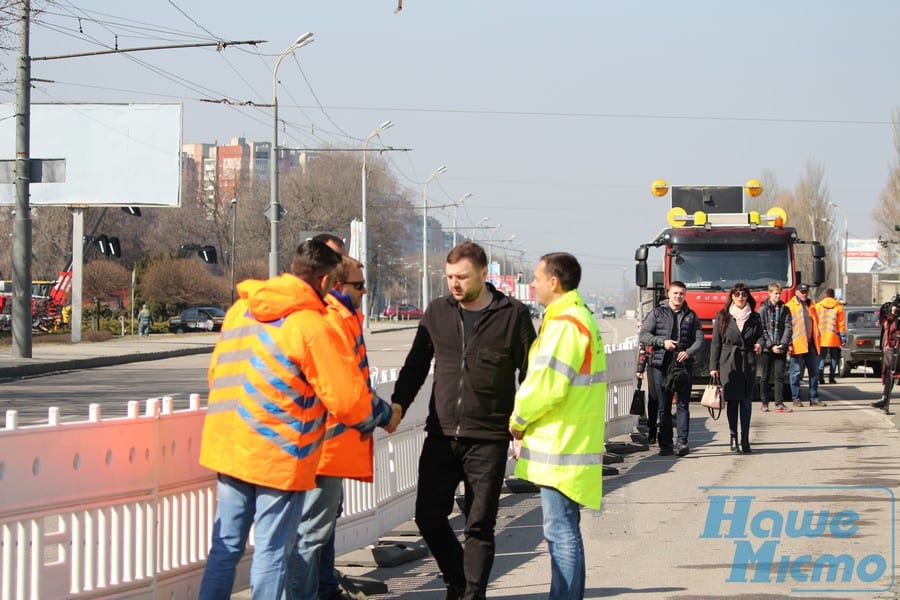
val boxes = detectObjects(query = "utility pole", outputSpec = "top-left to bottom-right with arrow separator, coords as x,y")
12,0 -> 33,358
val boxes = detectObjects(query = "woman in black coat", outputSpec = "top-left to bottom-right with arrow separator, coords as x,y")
709,283 -> 764,454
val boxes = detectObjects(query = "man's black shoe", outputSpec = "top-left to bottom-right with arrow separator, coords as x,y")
446,583 -> 466,600
872,399 -> 887,409
829,377 -> 837,384
648,428 -> 657,445
658,447 -> 674,456
675,443 -> 689,457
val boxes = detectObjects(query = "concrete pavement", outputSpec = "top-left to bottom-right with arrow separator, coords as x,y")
345,377 -> 900,599
3,330 -> 898,598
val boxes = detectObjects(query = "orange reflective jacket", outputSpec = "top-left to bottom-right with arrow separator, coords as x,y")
815,297 -> 846,348
786,296 -> 821,356
316,292 -> 390,482
199,274 -> 380,492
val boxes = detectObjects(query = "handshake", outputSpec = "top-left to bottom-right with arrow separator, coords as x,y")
382,402 -> 404,434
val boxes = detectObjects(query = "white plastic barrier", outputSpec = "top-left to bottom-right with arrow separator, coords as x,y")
0,344 -> 637,599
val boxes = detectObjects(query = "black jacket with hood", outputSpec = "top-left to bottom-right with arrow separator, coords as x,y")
392,283 -> 537,441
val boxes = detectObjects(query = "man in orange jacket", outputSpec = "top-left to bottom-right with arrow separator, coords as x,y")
815,288 -> 847,384
786,284 -> 824,407
286,255 -> 401,600
198,240 -> 395,599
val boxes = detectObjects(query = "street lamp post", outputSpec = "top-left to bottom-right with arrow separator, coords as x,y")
230,197 -> 237,304
452,192 -> 473,247
821,218 -> 839,291
422,165 -> 447,308
270,32 -> 314,277
361,120 -> 393,329
828,201 -> 849,301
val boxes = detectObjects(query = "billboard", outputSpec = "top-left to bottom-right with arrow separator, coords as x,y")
0,103 -> 182,207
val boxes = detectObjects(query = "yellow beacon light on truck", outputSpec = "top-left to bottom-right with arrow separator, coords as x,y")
666,207 -> 708,228
651,179 -> 669,197
763,207 -> 788,227
745,179 -> 763,197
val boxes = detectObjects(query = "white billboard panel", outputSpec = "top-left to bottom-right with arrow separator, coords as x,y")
846,238 -> 883,273
0,103 -> 181,207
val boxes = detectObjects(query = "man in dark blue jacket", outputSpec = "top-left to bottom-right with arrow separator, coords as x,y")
639,281 -> 704,457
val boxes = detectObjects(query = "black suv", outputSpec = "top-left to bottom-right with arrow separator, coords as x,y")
168,306 -> 226,334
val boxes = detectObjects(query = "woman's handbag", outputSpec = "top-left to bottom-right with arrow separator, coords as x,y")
700,376 -> 723,420
629,379 -> 646,417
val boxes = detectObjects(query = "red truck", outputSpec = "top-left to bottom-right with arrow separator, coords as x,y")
634,180 -> 826,385
0,269 -> 71,332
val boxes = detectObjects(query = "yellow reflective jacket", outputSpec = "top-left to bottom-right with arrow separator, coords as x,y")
510,290 -> 607,509
200,274 -> 379,492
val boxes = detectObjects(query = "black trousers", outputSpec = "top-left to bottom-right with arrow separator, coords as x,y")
758,352 -> 787,404
414,434 -> 509,600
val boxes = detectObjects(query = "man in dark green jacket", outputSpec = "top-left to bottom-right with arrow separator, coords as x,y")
393,241 -> 536,600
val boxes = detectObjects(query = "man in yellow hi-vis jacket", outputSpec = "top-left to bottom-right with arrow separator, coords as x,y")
510,252 -> 606,600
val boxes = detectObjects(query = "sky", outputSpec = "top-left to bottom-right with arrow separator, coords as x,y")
2,1 -> 899,297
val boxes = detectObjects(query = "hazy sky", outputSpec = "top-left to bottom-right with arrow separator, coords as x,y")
3,1 -> 899,295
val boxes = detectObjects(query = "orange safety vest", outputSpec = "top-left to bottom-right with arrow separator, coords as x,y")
815,297 -> 846,348
317,292 -> 382,482
786,296 -> 821,356
199,274 -> 378,492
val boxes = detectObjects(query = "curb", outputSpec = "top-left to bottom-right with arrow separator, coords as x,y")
0,345 -> 213,381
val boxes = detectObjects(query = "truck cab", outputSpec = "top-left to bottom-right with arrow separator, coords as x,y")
635,180 -> 826,384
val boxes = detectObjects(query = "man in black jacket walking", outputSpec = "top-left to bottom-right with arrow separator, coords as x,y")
392,241 -> 536,600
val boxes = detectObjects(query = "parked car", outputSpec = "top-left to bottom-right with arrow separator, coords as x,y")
841,305 -> 882,376
383,303 -> 423,320
601,306 -> 617,319
168,306 -> 226,334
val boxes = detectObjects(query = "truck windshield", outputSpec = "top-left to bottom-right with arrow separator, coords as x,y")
671,246 -> 792,290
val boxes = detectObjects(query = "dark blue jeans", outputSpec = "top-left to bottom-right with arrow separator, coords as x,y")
652,365 -> 692,449
790,351 -> 820,402
819,347 -> 840,378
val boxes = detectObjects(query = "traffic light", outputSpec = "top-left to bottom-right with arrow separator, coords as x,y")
200,245 -> 218,264
121,207 -> 142,217
109,237 -> 121,258
96,234 -> 110,255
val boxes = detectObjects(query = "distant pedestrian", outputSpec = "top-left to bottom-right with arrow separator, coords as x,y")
872,296 -> 900,415
815,288 -> 846,384
786,284 -> 824,407
510,252 -> 606,600
137,304 -> 151,337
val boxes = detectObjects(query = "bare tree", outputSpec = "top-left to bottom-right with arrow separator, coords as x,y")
140,257 -> 230,311
872,107 -> 900,238
82,259 -> 131,300
780,161 -> 833,288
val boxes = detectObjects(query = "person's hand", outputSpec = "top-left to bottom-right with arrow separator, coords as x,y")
509,427 -> 523,440
709,369 -> 719,379
663,339 -> 678,351
635,371 -> 644,380
676,350 -> 689,363
753,343 -> 762,354
382,403 -> 403,434
840,333 -> 847,345
512,437 -> 522,460
772,345 -> 784,354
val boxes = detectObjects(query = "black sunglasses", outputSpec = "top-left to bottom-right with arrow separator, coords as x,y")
732,290 -> 748,298
343,280 -> 366,290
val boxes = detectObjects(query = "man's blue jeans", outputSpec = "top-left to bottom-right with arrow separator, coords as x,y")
285,475 -> 344,600
790,351 -> 820,402
651,365 -> 692,449
540,486 -> 585,600
199,473 -> 305,600
819,346 -> 840,379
